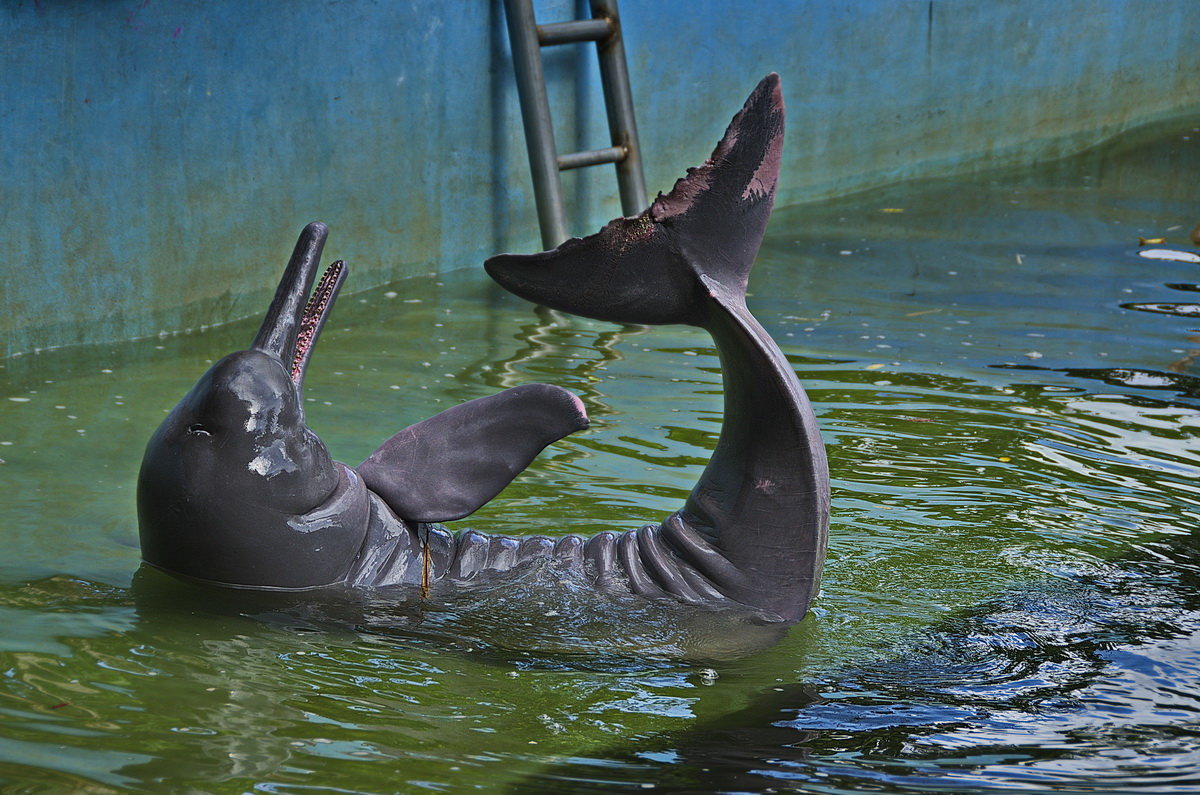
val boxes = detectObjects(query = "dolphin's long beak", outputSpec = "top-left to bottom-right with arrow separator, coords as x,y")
251,222 -> 348,394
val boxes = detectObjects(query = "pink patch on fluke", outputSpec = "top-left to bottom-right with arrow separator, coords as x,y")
744,122 -> 783,200
743,76 -> 784,200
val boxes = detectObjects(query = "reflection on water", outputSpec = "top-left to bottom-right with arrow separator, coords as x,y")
3,118 -> 1200,790
540,535 -> 1200,793
1124,301 -> 1200,317
1000,363 -> 1200,403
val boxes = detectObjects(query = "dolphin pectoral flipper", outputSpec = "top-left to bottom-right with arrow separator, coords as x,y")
356,383 -> 589,524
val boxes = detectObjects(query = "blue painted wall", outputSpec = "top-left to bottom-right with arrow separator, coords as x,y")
4,0 -> 1199,358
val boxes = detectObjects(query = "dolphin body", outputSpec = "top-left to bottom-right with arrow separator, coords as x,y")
137,74 -> 830,625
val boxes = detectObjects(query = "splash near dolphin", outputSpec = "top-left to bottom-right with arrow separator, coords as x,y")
137,73 -> 830,625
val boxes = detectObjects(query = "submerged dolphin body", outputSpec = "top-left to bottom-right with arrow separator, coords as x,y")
137,74 -> 829,624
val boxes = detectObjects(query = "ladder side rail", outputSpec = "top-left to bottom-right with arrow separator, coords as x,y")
503,0 -> 570,249
590,0 -> 647,216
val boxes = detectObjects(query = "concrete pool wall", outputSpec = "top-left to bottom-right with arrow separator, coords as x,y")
4,0 -> 1199,358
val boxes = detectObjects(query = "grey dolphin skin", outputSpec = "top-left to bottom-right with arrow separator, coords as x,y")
137,73 -> 830,625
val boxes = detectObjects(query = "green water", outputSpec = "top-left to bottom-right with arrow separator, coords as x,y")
4,119 -> 1200,792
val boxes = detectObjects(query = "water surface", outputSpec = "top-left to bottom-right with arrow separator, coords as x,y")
3,120 -> 1200,791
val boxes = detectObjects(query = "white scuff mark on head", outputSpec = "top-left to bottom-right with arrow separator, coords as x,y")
248,438 -> 297,478
243,393 -> 265,432
243,393 -> 280,433
227,369 -> 285,434
248,455 -> 271,476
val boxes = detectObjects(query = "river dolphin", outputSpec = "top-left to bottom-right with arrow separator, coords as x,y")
137,73 -> 830,624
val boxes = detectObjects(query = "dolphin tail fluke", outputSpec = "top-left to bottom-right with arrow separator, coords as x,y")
487,74 -> 829,624
484,73 -> 784,328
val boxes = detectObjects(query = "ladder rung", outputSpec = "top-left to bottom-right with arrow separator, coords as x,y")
558,146 -> 626,171
537,18 -> 612,46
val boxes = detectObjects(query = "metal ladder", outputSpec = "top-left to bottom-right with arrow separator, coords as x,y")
502,0 -> 648,250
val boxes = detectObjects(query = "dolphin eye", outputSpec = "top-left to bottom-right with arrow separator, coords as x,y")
187,423 -> 211,437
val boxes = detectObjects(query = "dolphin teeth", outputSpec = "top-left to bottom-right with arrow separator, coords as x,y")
291,259 -> 347,384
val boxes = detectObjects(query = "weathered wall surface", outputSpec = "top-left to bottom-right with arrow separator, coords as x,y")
4,0 -> 1199,357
